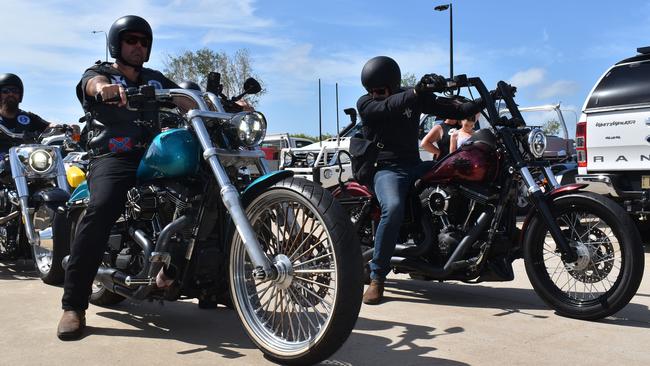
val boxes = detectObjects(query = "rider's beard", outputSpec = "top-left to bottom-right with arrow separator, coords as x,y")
123,50 -> 145,67
0,96 -> 19,114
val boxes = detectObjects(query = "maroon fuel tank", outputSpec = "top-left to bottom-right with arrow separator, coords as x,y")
420,129 -> 501,185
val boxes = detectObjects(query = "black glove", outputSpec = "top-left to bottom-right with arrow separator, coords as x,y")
415,73 -> 446,95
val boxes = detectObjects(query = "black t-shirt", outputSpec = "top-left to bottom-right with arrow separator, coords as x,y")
77,62 -> 178,155
357,88 -> 481,162
437,121 -> 459,160
0,110 -> 50,153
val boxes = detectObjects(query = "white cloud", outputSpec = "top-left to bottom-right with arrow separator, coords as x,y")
509,68 -> 546,88
537,80 -> 580,99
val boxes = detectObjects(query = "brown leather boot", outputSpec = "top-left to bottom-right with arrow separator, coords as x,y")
362,279 -> 385,305
57,310 -> 86,341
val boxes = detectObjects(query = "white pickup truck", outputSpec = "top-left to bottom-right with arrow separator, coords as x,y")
575,46 -> 650,238
279,109 -> 359,189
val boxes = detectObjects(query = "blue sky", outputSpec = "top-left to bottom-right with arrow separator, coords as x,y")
4,0 -> 650,137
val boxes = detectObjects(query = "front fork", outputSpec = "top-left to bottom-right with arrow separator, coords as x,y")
189,117 -> 276,280
9,148 -> 69,246
520,166 -> 577,262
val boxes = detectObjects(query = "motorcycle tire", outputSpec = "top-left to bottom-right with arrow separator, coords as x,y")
229,177 -> 363,365
523,191 -> 644,320
35,210 -> 69,285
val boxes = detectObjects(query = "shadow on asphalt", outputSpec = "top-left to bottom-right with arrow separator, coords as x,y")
0,260 -> 38,281
381,278 -> 650,329
322,318 -> 469,366
87,298 -> 470,365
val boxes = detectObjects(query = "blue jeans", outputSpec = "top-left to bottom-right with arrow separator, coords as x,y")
370,160 -> 434,281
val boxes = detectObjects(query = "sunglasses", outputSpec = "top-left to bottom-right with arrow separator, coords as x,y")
122,35 -> 150,48
0,87 -> 20,95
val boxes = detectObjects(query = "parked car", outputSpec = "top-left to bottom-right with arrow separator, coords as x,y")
574,46 -> 650,238
278,109 -> 359,188
576,47 -> 650,237
260,133 -> 314,170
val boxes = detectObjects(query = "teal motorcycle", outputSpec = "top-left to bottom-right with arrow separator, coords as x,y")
54,77 -> 362,365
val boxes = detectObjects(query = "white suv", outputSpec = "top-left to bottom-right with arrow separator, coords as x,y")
575,47 -> 650,236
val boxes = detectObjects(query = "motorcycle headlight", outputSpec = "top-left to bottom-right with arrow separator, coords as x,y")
283,151 -> 294,167
306,152 -> 317,167
28,149 -> 54,173
231,112 -> 267,147
527,129 -> 547,158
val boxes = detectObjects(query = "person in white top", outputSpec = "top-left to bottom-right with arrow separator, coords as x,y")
449,113 -> 479,153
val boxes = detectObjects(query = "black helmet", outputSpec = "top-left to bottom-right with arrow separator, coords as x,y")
108,15 -> 153,62
0,73 -> 23,102
361,56 -> 401,94
179,81 -> 201,91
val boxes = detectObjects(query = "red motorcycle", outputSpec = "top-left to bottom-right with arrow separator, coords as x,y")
333,75 -> 644,320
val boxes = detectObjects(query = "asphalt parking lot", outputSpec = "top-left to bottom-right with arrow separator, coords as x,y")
1,247 -> 649,366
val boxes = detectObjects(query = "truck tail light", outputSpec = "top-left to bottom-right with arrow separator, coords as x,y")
575,121 -> 587,168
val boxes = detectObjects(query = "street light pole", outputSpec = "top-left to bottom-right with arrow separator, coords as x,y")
434,3 -> 453,78
91,30 -> 108,62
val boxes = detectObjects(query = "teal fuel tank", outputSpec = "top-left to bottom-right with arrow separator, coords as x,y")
137,128 -> 200,181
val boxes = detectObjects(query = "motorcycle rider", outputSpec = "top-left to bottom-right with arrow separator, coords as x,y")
357,56 -> 483,305
57,15 -> 182,341
0,73 -> 52,155
58,14 -> 253,341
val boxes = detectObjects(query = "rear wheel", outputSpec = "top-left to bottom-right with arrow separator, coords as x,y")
230,178 -> 362,365
524,192 -> 644,320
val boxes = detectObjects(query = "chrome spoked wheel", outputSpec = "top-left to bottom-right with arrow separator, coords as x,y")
230,179 -> 362,365
233,196 -> 337,349
542,211 -> 621,301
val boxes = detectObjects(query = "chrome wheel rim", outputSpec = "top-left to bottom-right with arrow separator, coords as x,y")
542,211 -> 622,301
231,192 -> 337,356
32,206 -> 54,274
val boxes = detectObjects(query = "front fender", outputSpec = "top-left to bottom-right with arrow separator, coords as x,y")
520,183 -> 588,243
241,170 -> 293,207
331,181 -> 373,199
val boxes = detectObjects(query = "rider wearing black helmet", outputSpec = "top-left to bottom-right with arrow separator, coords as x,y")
357,56 -> 484,305
57,15 -> 179,341
0,73 -> 52,153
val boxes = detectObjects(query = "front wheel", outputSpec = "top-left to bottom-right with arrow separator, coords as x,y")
33,205 -> 68,285
230,178 -> 363,365
523,192 -> 644,320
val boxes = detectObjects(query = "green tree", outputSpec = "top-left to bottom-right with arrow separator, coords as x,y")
290,133 -> 334,142
542,119 -> 561,136
163,48 -> 264,105
401,72 -> 418,87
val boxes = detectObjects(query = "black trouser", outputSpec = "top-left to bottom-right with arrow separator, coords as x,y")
61,151 -> 142,311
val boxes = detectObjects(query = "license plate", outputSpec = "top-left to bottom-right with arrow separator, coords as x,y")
643,176 -> 650,189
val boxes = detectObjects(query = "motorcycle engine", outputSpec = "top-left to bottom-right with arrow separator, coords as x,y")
126,185 -> 160,221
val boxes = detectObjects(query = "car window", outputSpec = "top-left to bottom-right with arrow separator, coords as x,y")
586,61 -> 650,109
260,140 -> 282,149
420,115 -> 440,134
294,140 -> 313,148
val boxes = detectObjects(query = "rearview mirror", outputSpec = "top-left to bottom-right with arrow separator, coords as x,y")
243,78 -> 262,95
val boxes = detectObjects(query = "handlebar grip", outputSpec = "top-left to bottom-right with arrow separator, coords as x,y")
94,93 -> 121,103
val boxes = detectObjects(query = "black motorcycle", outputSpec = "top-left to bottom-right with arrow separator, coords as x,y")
54,75 -> 363,365
333,75 -> 644,320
